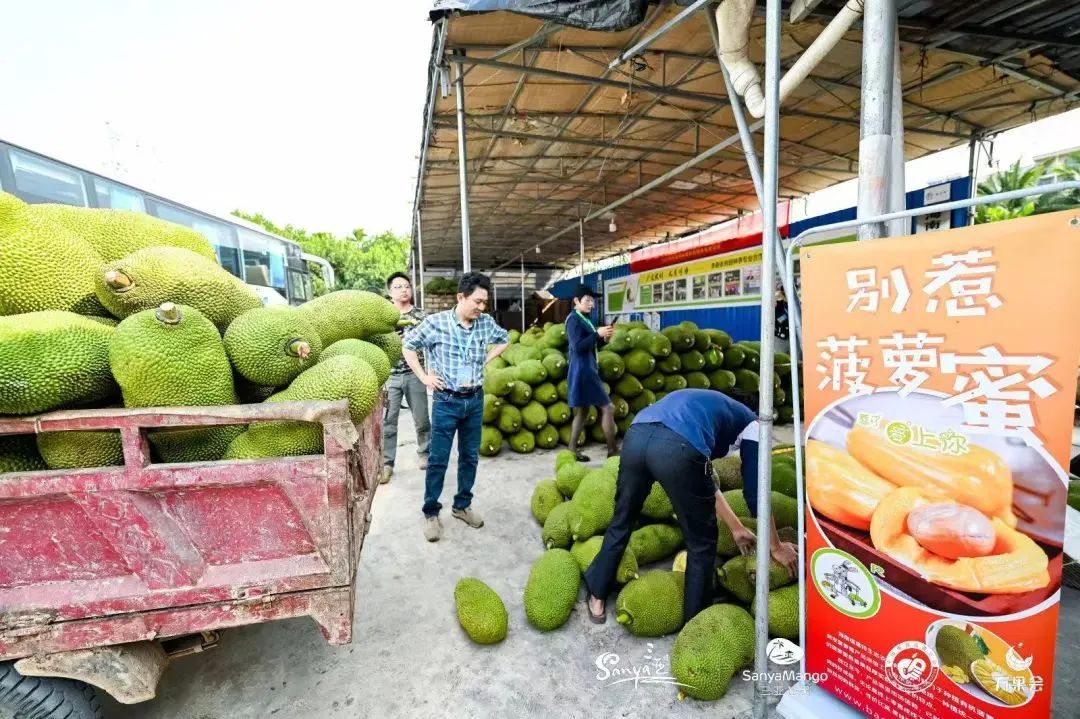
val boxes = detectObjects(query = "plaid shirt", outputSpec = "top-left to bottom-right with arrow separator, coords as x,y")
391,306 -> 427,375
403,310 -> 509,391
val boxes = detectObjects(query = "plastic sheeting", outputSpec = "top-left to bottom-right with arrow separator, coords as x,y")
430,0 -> 652,32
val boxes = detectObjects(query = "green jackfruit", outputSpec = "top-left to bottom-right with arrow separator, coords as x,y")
717,517 -> 757,557
751,584 -> 799,640
624,349 -> 656,378
555,461 -> 589,497
615,412 -> 635,435
722,345 -> 746,369
224,307 -> 323,387
742,349 -> 761,372
1069,479 -> 1080,512
571,536 -> 639,583
717,555 -> 794,604
584,406 -> 599,427
771,459 -> 797,499
702,347 -> 723,371
708,369 -> 737,391
31,203 -> 217,262
722,490 -> 798,529
556,379 -> 569,400
516,359 -> 548,385
366,332 -> 403,365
645,331 -> 673,357
533,382 -> 559,405
705,328 -> 733,350
663,375 -> 688,393
611,395 -> 630,420
524,549 -> 581,631
774,352 -> 792,377
680,351 -> 706,372
542,501 -> 574,549
597,351 -> 625,382
615,571 -> 686,637
96,247 -> 261,329
296,290 -> 401,346
628,389 -> 656,413
484,368 -> 518,397
541,354 -> 567,380
521,401 -> 548,432
546,401 -> 571,426
712,456 -> 742,490
629,524 -> 684,564
734,369 -> 760,392
483,394 -> 502,423
544,324 -> 567,348
0,191 -> 107,316
507,329 -> 521,343
641,482 -> 676,521
685,372 -> 711,390
0,435 -> 47,473
693,331 -> 711,352
486,356 -> 508,371
935,625 -> 987,682
508,380 -> 533,407
653,391 -> 668,402
509,429 -> 536,453
223,355 -> 380,460
604,455 -> 620,473
479,426 -> 503,456
110,303 -> 241,462
37,429 -> 123,470
535,424 -> 559,449
319,339 -> 391,385
568,470 -> 617,540
454,578 -> 508,644
0,311 -> 117,415
555,449 -> 577,472
558,424 -> 586,447
497,405 -> 522,434
640,372 -> 665,393
657,353 -> 682,374
614,374 -> 644,399
671,603 -> 755,701
606,329 -> 632,353
662,326 -> 695,352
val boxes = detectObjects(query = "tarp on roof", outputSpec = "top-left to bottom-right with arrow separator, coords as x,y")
430,0 -> 650,32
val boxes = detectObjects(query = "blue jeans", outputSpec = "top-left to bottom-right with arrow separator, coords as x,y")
423,390 -> 484,517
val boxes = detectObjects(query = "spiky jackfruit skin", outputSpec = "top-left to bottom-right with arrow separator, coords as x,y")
629,524 -> 685,564
367,332 -> 403,365
535,424 -> 559,449
641,482 -> 676,521
750,584 -> 799,640
0,192 -> 107,316
37,430 -> 124,469
555,461 -> 589,498
554,449 -> 577,472
716,517 -> 757,557
30,203 -> 218,262
0,311 -> 118,415
531,479 -> 564,524
541,501 -> 574,549
320,339 -> 391,385
568,471 -> 617,541
570,536 -> 638,583
223,355 -> 380,460
671,604 -> 755,700
509,429 -> 536,453
479,426 -> 503,456
224,306 -> 323,387
615,571 -> 686,637
717,555 -> 794,604
0,435 -> 47,472
96,247 -> 262,329
520,401 -> 548,432
109,304 -> 241,462
524,549 -> 581,631
934,625 -> 987,682
454,578 -> 508,645
297,290 -> 400,346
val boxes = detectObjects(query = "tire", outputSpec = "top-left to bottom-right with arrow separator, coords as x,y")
0,662 -> 103,719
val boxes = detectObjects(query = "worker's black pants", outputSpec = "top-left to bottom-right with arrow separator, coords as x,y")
583,422 -> 719,624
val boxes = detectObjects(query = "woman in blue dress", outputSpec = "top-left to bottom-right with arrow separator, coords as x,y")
564,285 -> 618,460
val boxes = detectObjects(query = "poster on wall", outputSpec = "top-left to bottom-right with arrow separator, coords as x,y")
604,247 -> 764,316
798,210 -> 1080,719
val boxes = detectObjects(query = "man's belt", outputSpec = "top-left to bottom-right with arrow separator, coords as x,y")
438,386 -> 482,399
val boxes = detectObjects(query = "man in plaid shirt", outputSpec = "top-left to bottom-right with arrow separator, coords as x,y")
402,272 -> 509,542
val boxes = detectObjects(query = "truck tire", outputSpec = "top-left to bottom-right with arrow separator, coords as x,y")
0,663 -> 103,719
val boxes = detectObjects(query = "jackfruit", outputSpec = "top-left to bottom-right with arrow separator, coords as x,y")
597,351 -> 625,382
615,412 -> 635,435
680,351 -> 706,372
658,353 -> 682,374
692,331 -> 711,352
717,517 -> 757,557
717,555 -> 794,604
685,372 -> 711,390
723,489 -> 799,529
508,380 -> 533,407
970,658 -> 1029,706
589,423 -> 608,443
0,435 -> 47,473
934,625 -> 987,682
542,501 -> 574,549
544,323 -> 568,348
654,391 -> 668,402
664,375 -> 688,393
509,429 -> 536,453
483,394 -> 502,423
0,191 -> 107,316
497,405 -> 522,435
556,461 -> 589,497
662,326 -> 694,352
541,354 -> 567,381
584,406 -> 599,427
629,524 -> 684,564
705,328 -> 733,350
487,356 -> 508,371
535,424 -> 559,449
750,584 -> 799,640
644,330 -> 673,357
555,449 -> 577,471
568,470 -> 617,541
606,328 -> 631,352
533,382 -> 559,405
0,311 -> 118,415
546,401 -> 571,426
516,359 -> 548,385
454,578 -> 508,645
641,482 -> 676,521
637,372 -> 663,394
37,429 -> 123,470
556,379 -> 569,400
1070,478 -> 1080,512
479,426 -> 503,456
624,349 -> 656,378
701,347 -> 723,371
520,401 -> 548,432
614,374 -> 644,399
223,354 -> 380,460
722,345 -> 746,369
712,456 -> 743,491
366,332 -> 403,365
615,571 -> 686,636
523,549 -> 581,631
319,339 -> 390,385
110,303 -> 241,462
604,455 -> 620,474
31,203 -> 217,262
507,329 -> 521,344
734,369 -> 760,392
771,459 -> 797,499
610,395 -> 630,420
671,603 -> 755,701
296,290 -> 401,346
558,424 -> 586,448
570,536 -> 639,583
628,389 -> 656,413
484,368 -> 518,397
742,349 -> 761,372
224,306 -> 323,387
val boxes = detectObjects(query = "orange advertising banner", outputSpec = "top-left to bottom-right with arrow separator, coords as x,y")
798,210 -> 1080,718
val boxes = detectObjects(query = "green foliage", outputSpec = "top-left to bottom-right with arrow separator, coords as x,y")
974,155 -> 1080,224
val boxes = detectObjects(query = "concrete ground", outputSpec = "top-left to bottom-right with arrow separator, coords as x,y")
105,413 -> 1080,719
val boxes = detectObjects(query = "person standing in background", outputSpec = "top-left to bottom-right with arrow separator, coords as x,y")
380,272 -> 431,485
564,285 -> 618,460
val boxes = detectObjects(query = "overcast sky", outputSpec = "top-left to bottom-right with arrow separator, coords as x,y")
1,1 -> 431,237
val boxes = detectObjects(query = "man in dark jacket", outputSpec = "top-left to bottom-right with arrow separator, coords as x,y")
584,389 -> 799,624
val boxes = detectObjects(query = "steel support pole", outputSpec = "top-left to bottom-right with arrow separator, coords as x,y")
579,219 -> 586,283
857,0 -> 897,240
416,211 -> 426,310
520,256 -> 526,332
753,2 -> 782,717
608,0 -> 714,69
887,26 -> 908,238
454,55 -> 473,273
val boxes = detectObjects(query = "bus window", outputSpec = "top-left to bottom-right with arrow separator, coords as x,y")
148,200 -> 242,279
9,149 -> 88,206
216,246 -> 242,277
238,228 -> 287,294
287,268 -> 313,303
92,178 -> 145,211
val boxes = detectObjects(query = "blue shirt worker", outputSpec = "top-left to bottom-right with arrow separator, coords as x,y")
564,285 -> 618,460
402,272 -> 509,543
583,389 -> 799,624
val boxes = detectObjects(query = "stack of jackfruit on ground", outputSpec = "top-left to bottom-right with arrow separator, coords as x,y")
0,190 -> 401,471
453,447 -> 805,702
479,319 -> 802,457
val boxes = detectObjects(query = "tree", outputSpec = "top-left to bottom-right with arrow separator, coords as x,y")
232,211 -> 410,296
974,154 -> 1080,224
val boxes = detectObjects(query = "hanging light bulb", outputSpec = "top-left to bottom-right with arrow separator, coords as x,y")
609,214 -> 617,233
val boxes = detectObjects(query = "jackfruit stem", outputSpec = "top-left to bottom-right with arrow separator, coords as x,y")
156,303 -> 182,325
104,270 -> 133,291
616,611 -> 631,625
286,339 -> 311,359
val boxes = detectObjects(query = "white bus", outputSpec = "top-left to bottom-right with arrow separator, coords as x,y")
0,139 -> 332,306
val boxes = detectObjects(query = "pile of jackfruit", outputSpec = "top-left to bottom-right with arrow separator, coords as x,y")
0,191 -> 400,470
479,320 -> 801,456
454,447 -> 804,702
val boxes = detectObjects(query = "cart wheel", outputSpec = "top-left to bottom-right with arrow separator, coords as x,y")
0,662 -> 103,719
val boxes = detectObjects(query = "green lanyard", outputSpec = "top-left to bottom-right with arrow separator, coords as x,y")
574,309 -> 596,334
